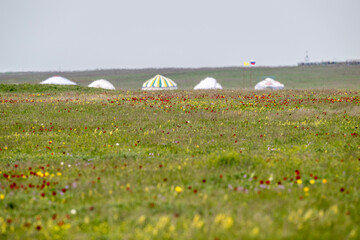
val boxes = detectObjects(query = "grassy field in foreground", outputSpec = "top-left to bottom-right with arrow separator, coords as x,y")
0,85 -> 359,239
1,65 -> 360,90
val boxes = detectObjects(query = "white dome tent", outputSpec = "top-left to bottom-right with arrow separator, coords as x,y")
254,78 -> 284,90
88,79 -> 115,90
40,76 -> 77,85
142,74 -> 177,91
194,77 -> 222,90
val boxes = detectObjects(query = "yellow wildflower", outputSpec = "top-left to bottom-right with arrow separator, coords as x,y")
303,187 -> 310,193
175,186 -> 182,193
214,214 -> 234,229
191,214 -> 204,229
310,179 -> 315,184
322,179 -> 327,184
250,227 -> 260,237
138,215 -> 146,224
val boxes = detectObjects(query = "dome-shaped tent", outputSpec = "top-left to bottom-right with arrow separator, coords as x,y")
254,78 -> 284,90
88,79 -> 115,90
40,76 -> 77,85
142,75 -> 177,90
194,77 -> 222,90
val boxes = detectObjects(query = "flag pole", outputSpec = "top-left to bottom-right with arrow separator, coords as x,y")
250,60 -> 256,89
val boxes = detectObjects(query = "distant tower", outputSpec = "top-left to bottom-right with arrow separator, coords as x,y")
304,51 -> 310,63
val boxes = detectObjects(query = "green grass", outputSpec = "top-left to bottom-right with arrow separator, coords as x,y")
1,65 -> 360,90
0,84 -> 100,93
0,84 -> 359,239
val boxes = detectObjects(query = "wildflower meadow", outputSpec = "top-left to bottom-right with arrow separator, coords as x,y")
0,84 -> 359,239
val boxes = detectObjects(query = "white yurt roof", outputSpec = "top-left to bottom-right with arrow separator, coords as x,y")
40,76 -> 77,85
194,77 -> 222,90
142,74 -> 177,90
254,78 -> 284,90
88,79 -> 115,90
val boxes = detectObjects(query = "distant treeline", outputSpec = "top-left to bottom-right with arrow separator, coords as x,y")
298,59 -> 360,66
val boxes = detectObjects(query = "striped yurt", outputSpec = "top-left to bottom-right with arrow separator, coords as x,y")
142,74 -> 177,90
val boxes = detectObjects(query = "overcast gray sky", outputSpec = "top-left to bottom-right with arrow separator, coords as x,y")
0,0 -> 359,72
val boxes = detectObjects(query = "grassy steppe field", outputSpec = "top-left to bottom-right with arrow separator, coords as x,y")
1,65 -> 360,90
0,84 -> 359,239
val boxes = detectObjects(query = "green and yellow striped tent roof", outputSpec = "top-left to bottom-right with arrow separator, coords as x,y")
142,75 -> 177,90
